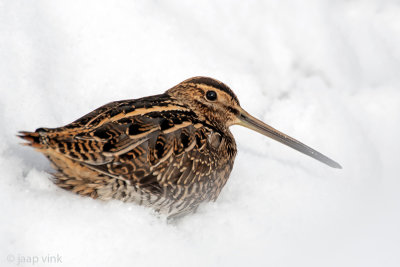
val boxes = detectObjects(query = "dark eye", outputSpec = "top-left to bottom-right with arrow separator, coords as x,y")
206,90 -> 217,101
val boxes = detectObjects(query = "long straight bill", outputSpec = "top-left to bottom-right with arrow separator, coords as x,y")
237,109 -> 342,169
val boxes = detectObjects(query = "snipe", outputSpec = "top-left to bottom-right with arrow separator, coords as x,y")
19,77 -> 341,218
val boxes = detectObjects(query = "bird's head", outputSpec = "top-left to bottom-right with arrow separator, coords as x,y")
166,76 -> 241,129
166,76 -> 341,169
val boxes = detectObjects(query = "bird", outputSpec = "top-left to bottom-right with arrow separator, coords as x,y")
19,77 -> 341,218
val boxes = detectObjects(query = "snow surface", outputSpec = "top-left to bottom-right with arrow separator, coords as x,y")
1,0 -> 400,266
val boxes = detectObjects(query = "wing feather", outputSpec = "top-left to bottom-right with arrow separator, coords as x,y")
63,110 -> 219,195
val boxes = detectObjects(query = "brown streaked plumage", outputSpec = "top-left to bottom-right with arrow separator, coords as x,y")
19,77 -> 341,218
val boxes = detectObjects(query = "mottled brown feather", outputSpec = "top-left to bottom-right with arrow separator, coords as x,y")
19,79 -> 238,217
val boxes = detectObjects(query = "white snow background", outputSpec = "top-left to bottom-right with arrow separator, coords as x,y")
1,0 -> 400,266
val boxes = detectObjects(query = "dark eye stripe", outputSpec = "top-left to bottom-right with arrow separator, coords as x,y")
185,77 -> 240,105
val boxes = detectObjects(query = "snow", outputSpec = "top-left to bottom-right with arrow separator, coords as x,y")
1,0 -> 400,266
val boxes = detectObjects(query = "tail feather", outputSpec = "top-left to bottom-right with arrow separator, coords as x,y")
18,130 -> 46,148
